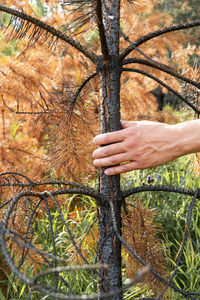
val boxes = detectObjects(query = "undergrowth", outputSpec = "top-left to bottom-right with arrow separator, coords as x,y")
0,155 -> 200,299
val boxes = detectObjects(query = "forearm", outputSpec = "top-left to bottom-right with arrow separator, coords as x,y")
175,119 -> 200,156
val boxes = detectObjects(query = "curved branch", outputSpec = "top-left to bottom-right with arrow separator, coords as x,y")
122,67 -> 200,114
123,58 -> 200,89
0,187 -> 101,205
121,187 -> 200,299
0,172 -> 100,199
120,29 -> 154,62
68,71 -> 97,113
95,1 -> 109,63
0,174 -> 102,211
0,171 -> 34,183
0,5 -> 98,63
122,184 -> 200,199
120,20 -> 200,59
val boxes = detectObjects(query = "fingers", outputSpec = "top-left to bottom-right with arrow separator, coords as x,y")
93,152 -> 130,167
93,143 -> 125,159
93,121 -> 137,146
92,121 -> 138,175
104,161 -> 139,175
120,120 -> 136,129
93,130 -> 124,145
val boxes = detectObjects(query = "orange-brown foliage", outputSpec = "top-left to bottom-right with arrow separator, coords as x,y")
0,0 -> 194,180
122,198 -> 168,297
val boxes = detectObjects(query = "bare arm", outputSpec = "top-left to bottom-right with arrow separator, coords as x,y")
92,119 -> 200,175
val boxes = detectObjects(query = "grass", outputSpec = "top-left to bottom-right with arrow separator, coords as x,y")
123,154 -> 200,298
1,155 -> 200,299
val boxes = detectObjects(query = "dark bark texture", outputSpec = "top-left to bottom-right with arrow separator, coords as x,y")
97,1 -> 123,298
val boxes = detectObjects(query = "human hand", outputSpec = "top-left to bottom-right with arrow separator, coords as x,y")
92,120 -> 183,175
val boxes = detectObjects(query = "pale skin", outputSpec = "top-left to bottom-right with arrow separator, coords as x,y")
92,119 -> 200,175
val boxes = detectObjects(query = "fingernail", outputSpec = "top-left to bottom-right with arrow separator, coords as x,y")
93,136 -> 99,144
93,148 -> 98,154
93,159 -> 98,166
104,169 -> 111,175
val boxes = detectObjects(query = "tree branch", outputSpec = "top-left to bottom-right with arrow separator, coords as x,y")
0,5 -> 98,63
121,184 -> 200,199
95,0 -> 110,64
68,71 -> 97,114
119,29 -> 157,63
1,95 -> 48,115
122,58 -> 200,89
122,68 -> 200,114
0,187 -> 101,210
120,20 -> 200,59
0,172 -> 102,209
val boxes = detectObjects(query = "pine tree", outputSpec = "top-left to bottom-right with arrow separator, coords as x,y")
0,1 -> 200,299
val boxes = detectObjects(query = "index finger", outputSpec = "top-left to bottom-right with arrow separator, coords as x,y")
93,130 -> 124,145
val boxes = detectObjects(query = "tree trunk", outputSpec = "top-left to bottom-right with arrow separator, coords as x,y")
97,1 -> 123,299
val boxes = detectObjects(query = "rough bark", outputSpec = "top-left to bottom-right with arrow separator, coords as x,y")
97,1 -> 123,299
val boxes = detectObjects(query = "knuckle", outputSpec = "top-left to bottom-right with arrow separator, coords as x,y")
120,164 -> 129,173
103,147 -> 111,156
110,156 -> 118,165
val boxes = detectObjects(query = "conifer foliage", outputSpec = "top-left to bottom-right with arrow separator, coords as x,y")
0,1 -> 200,299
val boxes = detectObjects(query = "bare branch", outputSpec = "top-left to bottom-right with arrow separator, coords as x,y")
120,29 -> 156,62
123,58 -> 200,89
95,0 -> 109,63
1,95 -> 48,115
121,184 -> 200,199
0,189 -> 151,300
68,71 -> 97,114
0,184 -> 101,204
122,67 -> 200,114
120,20 -> 200,59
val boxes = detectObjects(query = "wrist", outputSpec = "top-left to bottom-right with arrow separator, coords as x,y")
174,120 -> 200,156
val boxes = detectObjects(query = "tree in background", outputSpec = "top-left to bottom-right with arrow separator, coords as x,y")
158,0 -> 200,23
0,1 -> 200,299
158,0 -> 200,63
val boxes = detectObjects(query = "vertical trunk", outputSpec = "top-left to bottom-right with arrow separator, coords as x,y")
97,1 -> 123,299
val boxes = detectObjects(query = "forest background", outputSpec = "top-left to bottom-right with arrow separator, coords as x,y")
0,0 -> 200,299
